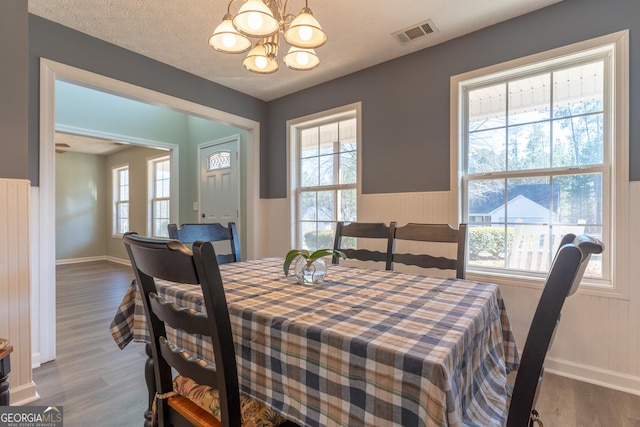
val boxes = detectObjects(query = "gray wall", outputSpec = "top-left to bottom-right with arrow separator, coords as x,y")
55,151 -> 107,260
8,0 -> 638,195
0,1 -> 28,180
265,0 -> 640,198
27,14 -> 268,194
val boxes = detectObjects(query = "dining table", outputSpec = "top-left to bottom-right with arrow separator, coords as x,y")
110,257 -> 519,427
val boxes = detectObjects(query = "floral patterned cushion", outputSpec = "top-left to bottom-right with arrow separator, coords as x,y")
173,375 -> 288,427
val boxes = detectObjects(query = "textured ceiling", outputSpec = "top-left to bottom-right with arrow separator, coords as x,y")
28,0 -> 561,101
55,132 -> 133,155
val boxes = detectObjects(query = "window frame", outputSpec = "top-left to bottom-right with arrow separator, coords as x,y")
112,163 -> 130,237
287,102 -> 362,251
450,31 -> 629,299
148,154 -> 172,238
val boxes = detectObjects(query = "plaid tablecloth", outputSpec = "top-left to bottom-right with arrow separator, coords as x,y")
110,258 -> 519,427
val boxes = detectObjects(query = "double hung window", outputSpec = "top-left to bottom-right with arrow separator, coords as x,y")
290,106 -> 360,251
149,156 -> 171,238
113,165 -> 129,235
454,32 -> 628,293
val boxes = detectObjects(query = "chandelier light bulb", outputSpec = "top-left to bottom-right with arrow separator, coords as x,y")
298,26 -> 313,42
255,56 -> 268,69
221,33 -> 236,48
284,7 -> 326,49
243,41 -> 279,74
283,47 -> 319,71
209,14 -> 251,53
296,51 -> 309,66
247,12 -> 264,31
233,0 -> 278,37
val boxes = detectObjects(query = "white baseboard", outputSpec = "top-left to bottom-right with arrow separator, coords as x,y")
9,382 -> 40,406
56,256 -> 130,266
56,256 -> 107,265
545,357 -> 640,397
106,256 -> 131,266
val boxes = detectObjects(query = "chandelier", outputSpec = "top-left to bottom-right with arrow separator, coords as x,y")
209,0 -> 327,74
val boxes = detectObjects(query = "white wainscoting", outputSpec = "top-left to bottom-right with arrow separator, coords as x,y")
0,179 -> 38,404
258,197 -> 293,258
264,188 -> 640,395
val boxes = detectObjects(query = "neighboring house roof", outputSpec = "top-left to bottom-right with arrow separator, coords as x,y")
469,183 -> 558,215
486,194 -> 549,217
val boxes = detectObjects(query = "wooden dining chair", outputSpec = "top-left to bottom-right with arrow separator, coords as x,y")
506,234 -> 603,427
387,223 -> 467,278
332,221 -> 397,268
168,222 -> 241,264
123,232 -> 293,427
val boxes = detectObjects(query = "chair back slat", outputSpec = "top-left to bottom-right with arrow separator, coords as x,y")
123,232 -> 242,427
159,337 -> 219,390
391,253 -> 457,271
332,221 -> 396,267
149,293 -> 210,336
168,222 -> 241,264
507,234 -> 603,427
389,223 -> 467,278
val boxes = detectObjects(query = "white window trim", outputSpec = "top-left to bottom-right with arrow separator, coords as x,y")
148,154 -> 172,238
287,102 -> 363,249
450,30 -> 629,299
112,162 -> 130,237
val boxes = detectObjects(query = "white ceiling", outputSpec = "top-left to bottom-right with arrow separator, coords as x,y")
55,132 -> 132,155
28,0 -> 561,102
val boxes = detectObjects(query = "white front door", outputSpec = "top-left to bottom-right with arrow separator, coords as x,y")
199,137 -> 240,227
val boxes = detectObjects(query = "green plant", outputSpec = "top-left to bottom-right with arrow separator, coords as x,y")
468,226 -> 514,259
304,229 -> 335,249
283,249 -> 346,276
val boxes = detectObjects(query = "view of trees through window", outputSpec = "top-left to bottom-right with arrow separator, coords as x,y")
297,117 -> 357,250
464,59 -> 606,277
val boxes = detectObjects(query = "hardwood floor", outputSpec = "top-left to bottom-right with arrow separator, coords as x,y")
28,261 -> 640,426
29,261 -> 148,426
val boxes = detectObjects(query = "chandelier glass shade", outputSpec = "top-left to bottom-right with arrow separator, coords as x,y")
209,0 -> 326,74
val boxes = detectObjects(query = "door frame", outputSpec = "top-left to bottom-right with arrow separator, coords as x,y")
197,135 -> 241,225
38,58 -> 262,364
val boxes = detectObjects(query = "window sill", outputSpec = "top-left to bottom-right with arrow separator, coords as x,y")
466,269 -> 628,301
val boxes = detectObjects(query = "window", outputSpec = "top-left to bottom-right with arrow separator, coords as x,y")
289,104 -> 360,251
452,31 -> 628,295
149,156 -> 171,238
113,165 -> 129,235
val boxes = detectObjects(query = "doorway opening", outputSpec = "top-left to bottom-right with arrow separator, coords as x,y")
37,59 -> 261,365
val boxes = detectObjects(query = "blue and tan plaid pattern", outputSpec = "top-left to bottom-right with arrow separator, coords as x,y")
110,258 -> 519,427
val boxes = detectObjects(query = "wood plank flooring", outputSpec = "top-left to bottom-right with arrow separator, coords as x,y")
28,261 -> 147,426
28,261 -> 640,426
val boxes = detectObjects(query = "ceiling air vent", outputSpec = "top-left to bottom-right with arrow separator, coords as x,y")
393,19 -> 437,44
